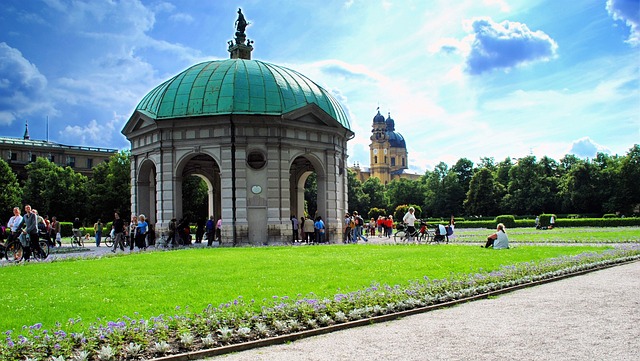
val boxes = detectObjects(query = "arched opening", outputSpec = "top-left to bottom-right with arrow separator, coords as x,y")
137,159 -> 157,224
290,155 -> 325,221
175,153 -> 221,230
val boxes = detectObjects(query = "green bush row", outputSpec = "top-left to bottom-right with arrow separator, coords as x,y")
453,217 -> 640,229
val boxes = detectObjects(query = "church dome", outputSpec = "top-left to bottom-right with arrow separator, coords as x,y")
373,110 -> 385,123
384,113 -> 405,148
135,59 -> 350,130
387,131 -> 406,148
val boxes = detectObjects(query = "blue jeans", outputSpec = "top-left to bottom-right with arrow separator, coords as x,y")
95,231 -> 102,246
354,226 -> 368,242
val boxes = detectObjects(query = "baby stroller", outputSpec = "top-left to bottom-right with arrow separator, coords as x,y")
430,224 -> 453,244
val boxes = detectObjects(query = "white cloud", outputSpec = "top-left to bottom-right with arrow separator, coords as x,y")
59,112 -> 127,147
462,17 -> 558,74
568,137 -> 611,158
169,13 -> 195,24
0,42 -> 56,125
606,0 -> 640,46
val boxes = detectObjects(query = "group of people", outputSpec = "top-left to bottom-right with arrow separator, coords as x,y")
4,204 -> 58,260
290,215 -> 326,244
342,211 -> 369,243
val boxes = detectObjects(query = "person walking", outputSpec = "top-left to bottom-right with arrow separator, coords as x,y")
167,218 -> 177,247
205,215 -> 215,246
17,204 -> 46,261
129,215 -> 138,251
343,213 -> 353,243
135,214 -> 148,250
195,218 -> 205,244
352,211 -> 368,243
314,216 -> 326,244
6,207 -> 23,244
215,217 -> 222,242
111,212 -> 125,253
94,219 -> 103,247
303,216 -> 314,244
291,215 -> 300,243
403,207 -> 417,242
50,216 -> 62,247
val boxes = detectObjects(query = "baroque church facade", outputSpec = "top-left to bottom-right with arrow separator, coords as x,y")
351,109 -> 420,185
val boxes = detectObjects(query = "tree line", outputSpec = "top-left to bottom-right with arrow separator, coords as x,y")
2,144 -> 638,225
348,144 -> 640,219
0,151 -> 132,226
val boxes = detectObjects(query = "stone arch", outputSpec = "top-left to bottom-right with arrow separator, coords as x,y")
289,152 -> 326,221
173,152 -> 222,223
136,158 -> 157,224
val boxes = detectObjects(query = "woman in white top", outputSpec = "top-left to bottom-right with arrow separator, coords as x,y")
402,207 -> 417,241
482,223 -> 509,249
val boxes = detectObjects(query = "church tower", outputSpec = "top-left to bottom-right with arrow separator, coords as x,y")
368,109 -> 408,185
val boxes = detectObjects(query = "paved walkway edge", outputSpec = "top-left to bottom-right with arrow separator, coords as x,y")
150,258 -> 639,361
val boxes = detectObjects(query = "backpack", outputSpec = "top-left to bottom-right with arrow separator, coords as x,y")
349,218 -> 356,228
355,216 -> 363,227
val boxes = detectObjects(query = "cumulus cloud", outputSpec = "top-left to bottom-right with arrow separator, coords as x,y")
169,13 -> 195,24
59,112 -> 127,146
0,42 -> 56,125
463,17 -> 558,75
568,137 -> 611,158
315,60 -> 384,82
606,0 -> 640,46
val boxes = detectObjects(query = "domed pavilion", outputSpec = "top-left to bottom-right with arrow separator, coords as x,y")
122,9 -> 353,245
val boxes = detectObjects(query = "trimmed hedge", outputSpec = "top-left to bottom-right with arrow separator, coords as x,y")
454,217 -> 640,229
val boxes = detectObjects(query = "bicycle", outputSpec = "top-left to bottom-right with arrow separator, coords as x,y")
70,228 -> 85,247
18,233 -> 49,261
0,239 -> 24,262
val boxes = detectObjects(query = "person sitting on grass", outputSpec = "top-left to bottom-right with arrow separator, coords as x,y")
482,223 -> 509,249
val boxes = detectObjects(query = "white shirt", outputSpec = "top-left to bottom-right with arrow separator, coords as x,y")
7,215 -> 23,232
403,211 -> 416,225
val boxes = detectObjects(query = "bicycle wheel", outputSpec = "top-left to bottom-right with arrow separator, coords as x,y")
36,241 -> 49,260
5,241 -> 23,262
393,230 -> 405,242
104,236 -> 113,247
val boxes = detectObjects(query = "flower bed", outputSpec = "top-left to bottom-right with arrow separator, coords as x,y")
2,246 -> 639,360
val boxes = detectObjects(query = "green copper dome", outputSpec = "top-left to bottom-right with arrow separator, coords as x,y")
136,59 -> 350,129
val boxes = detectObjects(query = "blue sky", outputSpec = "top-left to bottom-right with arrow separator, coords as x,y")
1,0 -> 638,173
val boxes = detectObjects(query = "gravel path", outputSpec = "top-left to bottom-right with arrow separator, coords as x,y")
211,261 -> 640,361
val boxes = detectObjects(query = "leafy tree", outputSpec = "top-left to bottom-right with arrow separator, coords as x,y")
23,158 -> 88,222
451,158 -> 474,191
558,162 -> 601,213
304,172 -> 317,217
0,159 -> 22,215
87,150 -> 131,222
347,169 -> 369,214
464,168 -> 503,216
362,177 -> 386,210
386,178 -> 423,215
619,144 -> 640,214
182,175 -> 209,223
504,156 -> 550,215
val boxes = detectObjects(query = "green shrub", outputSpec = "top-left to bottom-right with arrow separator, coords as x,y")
368,207 -> 386,220
495,215 -> 516,228
394,204 -> 422,220
602,214 -> 618,218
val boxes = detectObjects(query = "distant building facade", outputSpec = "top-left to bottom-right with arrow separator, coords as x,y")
0,122 -> 117,180
351,109 -> 420,184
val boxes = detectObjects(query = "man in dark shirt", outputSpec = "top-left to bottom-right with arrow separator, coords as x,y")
111,212 -> 126,253
17,204 -> 45,260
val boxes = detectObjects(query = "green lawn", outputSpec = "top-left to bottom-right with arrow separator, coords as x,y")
0,243 -> 611,333
452,226 -> 640,243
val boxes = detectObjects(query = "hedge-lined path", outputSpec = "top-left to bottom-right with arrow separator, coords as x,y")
208,261 -> 640,361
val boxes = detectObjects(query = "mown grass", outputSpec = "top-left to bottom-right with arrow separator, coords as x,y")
452,226 -> 640,243
0,243 -> 612,333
